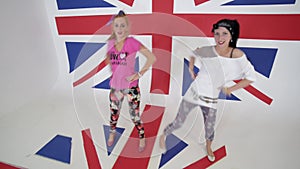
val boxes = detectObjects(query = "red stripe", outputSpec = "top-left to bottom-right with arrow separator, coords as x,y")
152,0 -> 173,13
150,35 -> 172,94
0,162 -> 22,169
55,15 -> 111,35
234,80 -> 273,105
119,0 -> 135,6
56,14 -> 300,40
73,59 -> 107,87
177,14 -> 300,41
184,146 -> 227,169
244,85 -> 273,105
81,129 -> 102,169
113,105 -> 165,168
194,0 -> 210,6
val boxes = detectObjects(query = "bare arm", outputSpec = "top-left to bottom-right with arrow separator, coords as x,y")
138,45 -> 156,75
189,56 -> 196,79
223,79 -> 253,95
126,45 -> 156,81
105,54 -> 111,65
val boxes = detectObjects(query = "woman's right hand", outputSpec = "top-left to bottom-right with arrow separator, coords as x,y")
189,69 -> 196,80
222,87 -> 232,96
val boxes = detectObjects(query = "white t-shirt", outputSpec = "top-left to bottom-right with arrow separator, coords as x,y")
183,46 -> 256,108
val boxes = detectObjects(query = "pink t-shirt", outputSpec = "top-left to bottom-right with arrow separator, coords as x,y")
107,37 -> 141,90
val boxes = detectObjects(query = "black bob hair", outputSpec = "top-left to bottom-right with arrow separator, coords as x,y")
212,19 -> 240,48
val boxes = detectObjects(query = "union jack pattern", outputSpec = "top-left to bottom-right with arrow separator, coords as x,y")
1,0 -> 297,169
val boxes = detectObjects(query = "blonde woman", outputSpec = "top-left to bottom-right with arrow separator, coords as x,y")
106,10 -> 156,152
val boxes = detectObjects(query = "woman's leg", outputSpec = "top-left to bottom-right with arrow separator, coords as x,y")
200,106 -> 217,161
108,88 -> 124,146
127,86 -> 145,151
160,99 -> 198,150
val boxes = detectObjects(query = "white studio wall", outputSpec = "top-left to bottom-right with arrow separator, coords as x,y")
0,0 -> 59,116
0,0 -> 300,169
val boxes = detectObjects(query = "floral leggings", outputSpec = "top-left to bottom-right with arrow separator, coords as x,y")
163,99 -> 217,141
109,86 -> 145,139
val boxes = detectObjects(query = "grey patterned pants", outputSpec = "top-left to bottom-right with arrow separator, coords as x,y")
163,99 -> 217,141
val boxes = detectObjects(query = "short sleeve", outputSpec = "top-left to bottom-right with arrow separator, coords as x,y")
128,37 -> 142,52
189,46 -> 217,58
188,47 -> 203,58
241,56 -> 256,82
107,39 -> 114,54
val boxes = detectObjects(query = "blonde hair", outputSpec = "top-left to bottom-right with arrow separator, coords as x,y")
107,10 -> 129,41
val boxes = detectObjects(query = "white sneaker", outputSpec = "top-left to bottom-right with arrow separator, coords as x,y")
207,155 -> 215,162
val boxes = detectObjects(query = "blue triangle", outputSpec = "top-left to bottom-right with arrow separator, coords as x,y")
103,125 -> 125,156
222,0 -> 295,5
240,47 -> 277,78
218,90 -> 241,101
66,42 -> 106,73
135,56 -> 140,72
182,58 -> 199,96
159,134 -> 188,168
36,135 -> 72,164
94,78 -> 110,89
57,0 -> 115,10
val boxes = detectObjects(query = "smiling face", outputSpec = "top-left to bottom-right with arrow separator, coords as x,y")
213,27 -> 232,48
112,17 -> 129,41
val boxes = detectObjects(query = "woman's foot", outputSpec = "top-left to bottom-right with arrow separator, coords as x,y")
207,147 -> 215,162
159,134 -> 167,153
206,143 -> 215,162
139,137 -> 146,152
107,132 -> 115,147
206,140 -> 215,162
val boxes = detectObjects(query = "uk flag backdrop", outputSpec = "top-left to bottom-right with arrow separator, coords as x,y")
2,0 -> 298,169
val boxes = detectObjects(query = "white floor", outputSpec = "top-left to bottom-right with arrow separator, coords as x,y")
1,1 -> 300,168
1,74 -> 300,169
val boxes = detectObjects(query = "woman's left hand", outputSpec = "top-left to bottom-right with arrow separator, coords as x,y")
222,87 -> 232,96
126,73 -> 140,82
